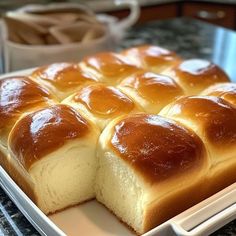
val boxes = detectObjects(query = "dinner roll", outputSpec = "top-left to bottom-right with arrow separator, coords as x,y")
160,96 -> 236,194
8,104 -> 100,214
96,114 -> 209,234
62,84 -> 142,130
0,76 -> 56,150
118,71 -> 184,113
79,52 -> 140,85
201,82 -> 236,106
31,62 -> 97,100
163,59 -> 230,95
121,45 -> 181,73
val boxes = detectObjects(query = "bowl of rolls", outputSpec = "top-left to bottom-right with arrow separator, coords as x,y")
2,1 -> 140,72
0,44 -> 235,236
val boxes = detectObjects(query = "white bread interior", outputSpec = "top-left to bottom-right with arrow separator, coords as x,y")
8,135 -> 99,214
95,117 -> 209,234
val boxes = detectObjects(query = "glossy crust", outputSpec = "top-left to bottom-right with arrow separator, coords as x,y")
72,84 -> 135,117
0,148 -> 8,173
80,52 -> 140,85
201,82 -> 236,106
31,62 -> 97,100
119,71 -> 184,113
0,76 -> 56,146
122,45 -> 181,73
160,95 -> 236,196
110,114 -> 206,183
164,59 -> 230,95
9,104 -> 90,170
160,96 -> 236,156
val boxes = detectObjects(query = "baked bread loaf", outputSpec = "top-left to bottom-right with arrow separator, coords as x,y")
163,59 -> 230,95
160,96 -> 236,194
121,45 -> 181,73
0,45 -> 235,235
0,76 -> 56,170
201,82 -> 236,106
8,104 -> 100,214
62,83 -> 142,130
118,71 -> 184,113
31,62 -> 98,101
79,52 -> 141,85
96,114 -> 209,234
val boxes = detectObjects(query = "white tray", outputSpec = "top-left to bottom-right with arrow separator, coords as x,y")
0,69 -> 235,236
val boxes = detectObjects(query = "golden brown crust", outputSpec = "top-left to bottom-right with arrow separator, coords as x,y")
9,104 -> 90,170
162,96 -> 236,152
7,156 -> 37,203
0,76 -> 56,145
167,59 -> 230,94
110,114 -> 206,184
0,148 -> 8,172
73,84 -> 135,117
120,71 -> 184,106
82,52 -> 140,84
144,179 -> 207,233
207,162 -> 236,197
201,82 -> 236,106
122,45 -> 181,72
31,62 -> 97,91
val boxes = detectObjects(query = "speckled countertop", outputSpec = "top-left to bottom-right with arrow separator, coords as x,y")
0,17 -> 236,235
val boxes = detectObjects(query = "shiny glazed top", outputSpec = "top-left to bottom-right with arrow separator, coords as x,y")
0,76 -> 54,130
122,45 -> 181,69
163,96 -> 236,149
83,52 -> 139,78
31,62 -> 97,91
110,114 -> 206,183
202,83 -> 236,106
171,59 -> 229,93
120,72 -> 184,104
9,104 -> 90,170
73,84 -> 135,117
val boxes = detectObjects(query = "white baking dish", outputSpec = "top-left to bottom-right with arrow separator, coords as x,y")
0,69 -> 235,236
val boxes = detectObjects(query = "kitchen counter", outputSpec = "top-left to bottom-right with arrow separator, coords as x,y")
0,17 -> 236,235
85,0 -> 236,12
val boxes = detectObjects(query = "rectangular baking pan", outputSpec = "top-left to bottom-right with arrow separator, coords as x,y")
0,70 -> 235,236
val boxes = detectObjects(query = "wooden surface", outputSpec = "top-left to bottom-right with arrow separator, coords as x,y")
182,2 -> 236,29
103,1 -> 236,29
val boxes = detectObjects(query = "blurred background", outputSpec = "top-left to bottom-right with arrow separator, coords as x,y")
0,0 -> 236,29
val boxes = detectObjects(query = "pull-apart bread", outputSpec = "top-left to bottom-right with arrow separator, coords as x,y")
79,52 -> 141,85
160,96 -> 236,194
0,76 -> 56,170
118,71 -> 184,113
62,83 -> 142,130
8,104 -> 100,214
201,82 -> 236,106
0,44 -> 235,235
163,59 -> 230,95
121,45 -> 181,73
31,62 -> 98,101
96,114 -> 209,234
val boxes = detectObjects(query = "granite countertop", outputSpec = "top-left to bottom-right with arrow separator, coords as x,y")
0,17 -> 236,235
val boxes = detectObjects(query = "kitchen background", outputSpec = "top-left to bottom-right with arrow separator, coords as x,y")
1,0 -> 236,29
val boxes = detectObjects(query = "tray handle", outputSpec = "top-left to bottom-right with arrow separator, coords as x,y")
172,184 -> 236,236
144,183 -> 236,236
